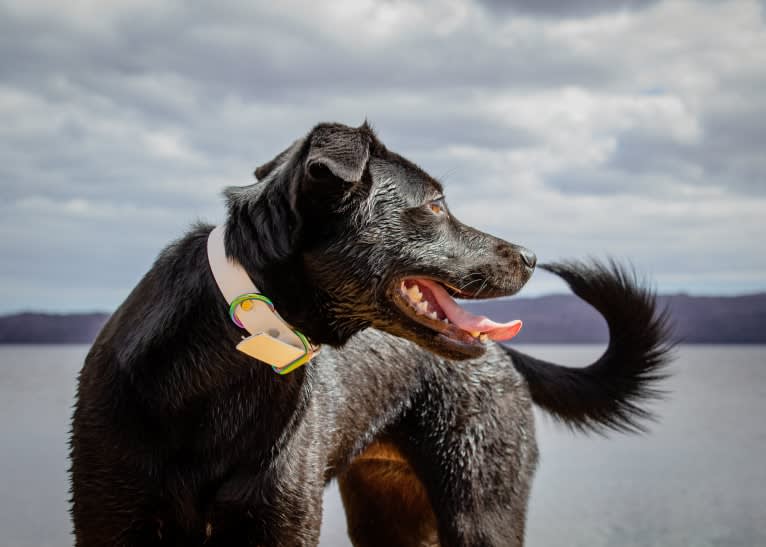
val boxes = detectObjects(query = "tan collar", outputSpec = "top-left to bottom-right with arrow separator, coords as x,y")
206,225 -> 319,374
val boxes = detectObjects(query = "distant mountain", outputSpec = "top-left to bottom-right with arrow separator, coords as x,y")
656,293 -> 766,344
1,293 -> 765,344
0,313 -> 109,344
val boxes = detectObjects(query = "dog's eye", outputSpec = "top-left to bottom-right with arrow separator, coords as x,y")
428,199 -> 446,216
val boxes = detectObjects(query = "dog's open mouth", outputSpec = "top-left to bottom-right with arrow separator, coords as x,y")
392,278 -> 522,346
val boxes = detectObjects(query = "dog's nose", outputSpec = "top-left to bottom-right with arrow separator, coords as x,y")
520,248 -> 537,269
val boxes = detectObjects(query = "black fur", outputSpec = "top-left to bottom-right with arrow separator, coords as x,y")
70,122 -> 671,546
505,260 -> 673,434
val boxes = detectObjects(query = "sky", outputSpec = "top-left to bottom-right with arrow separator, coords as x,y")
1,0 -> 765,313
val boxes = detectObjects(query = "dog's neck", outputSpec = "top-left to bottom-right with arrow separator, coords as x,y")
226,186 -> 369,347
207,225 -> 319,374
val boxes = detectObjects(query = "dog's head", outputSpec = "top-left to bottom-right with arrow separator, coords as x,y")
225,122 -> 535,360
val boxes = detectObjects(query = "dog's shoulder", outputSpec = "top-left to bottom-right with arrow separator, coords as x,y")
92,223 -> 219,372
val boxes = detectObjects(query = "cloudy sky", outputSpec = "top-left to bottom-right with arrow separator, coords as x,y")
1,0 -> 764,313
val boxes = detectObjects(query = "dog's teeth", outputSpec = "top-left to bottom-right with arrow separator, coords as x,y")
442,318 -> 449,323
479,333 -> 489,343
427,311 -> 437,320
407,284 -> 422,302
417,301 -> 429,314
470,331 -> 480,338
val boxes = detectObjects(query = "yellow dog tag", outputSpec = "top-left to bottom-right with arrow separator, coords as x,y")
236,332 -> 307,369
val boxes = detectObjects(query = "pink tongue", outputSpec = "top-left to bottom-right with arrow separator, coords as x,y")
417,279 -> 523,342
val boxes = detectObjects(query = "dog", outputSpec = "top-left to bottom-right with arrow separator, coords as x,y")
70,121 -> 671,546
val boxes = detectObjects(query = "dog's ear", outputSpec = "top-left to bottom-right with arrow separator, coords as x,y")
254,139 -> 302,181
304,123 -> 372,184
227,139 -> 306,268
228,123 -> 374,270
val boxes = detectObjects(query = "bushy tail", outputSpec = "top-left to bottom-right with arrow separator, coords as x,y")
504,260 -> 674,434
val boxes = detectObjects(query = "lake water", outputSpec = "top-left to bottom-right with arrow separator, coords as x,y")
0,345 -> 764,547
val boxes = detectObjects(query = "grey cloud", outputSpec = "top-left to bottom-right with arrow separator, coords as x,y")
477,0 -> 660,18
545,169 -> 632,197
0,0 -> 764,312
604,107 -> 766,196
0,1 -> 616,103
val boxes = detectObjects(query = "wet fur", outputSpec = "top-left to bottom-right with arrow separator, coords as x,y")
70,122 -> 671,546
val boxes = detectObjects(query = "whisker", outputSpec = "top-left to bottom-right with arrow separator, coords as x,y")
456,274 -> 484,294
474,278 -> 490,298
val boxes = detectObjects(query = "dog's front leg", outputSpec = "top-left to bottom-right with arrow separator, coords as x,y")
337,349 -> 539,547
204,413 -> 327,547
204,467 -> 325,546
398,360 -> 539,547
342,360 -> 537,547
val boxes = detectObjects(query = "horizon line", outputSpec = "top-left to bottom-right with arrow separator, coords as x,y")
3,289 -> 765,317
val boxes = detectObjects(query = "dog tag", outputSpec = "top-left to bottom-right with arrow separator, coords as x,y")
235,299 -> 304,348
236,332 -> 307,369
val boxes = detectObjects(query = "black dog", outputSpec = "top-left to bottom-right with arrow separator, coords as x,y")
70,122 -> 670,546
